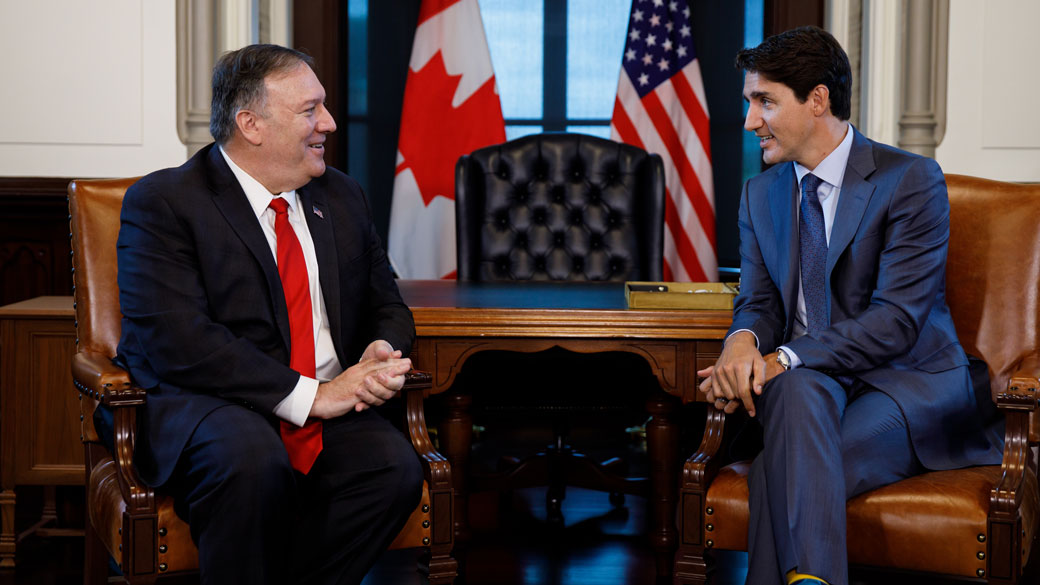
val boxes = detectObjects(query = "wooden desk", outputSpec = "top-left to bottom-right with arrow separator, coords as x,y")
0,296 -> 80,568
398,280 -> 731,576
0,287 -> 734,576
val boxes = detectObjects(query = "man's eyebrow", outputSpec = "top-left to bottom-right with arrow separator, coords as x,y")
748,90 -> 771,100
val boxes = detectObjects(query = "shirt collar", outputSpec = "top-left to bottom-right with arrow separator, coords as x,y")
793,123 -> 854,193
219,146 -> 297,220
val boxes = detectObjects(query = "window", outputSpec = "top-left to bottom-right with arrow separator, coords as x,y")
479,0 -> 630,140
342,0 -> 767,268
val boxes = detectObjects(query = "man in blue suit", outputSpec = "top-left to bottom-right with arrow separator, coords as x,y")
113,44 -> 422,584
699,27 -> 1002,585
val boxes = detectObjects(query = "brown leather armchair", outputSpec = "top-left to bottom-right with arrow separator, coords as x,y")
674,174 -> 1040,584
68,177 -> 456,584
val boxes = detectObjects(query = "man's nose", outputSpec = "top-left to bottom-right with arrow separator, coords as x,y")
743,104 -> 760,132
318,104 -> 337,134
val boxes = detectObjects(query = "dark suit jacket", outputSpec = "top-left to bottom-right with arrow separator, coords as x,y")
114,144 -> 415,486
730,127 -> 1002,470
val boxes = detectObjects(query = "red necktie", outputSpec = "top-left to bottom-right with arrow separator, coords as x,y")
269,197 -> 322,474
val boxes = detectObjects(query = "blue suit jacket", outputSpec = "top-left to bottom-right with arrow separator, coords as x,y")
114,144 -> 415,486
729,128 -> 1001,470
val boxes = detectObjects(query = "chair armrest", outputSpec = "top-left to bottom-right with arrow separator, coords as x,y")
400,369 -> 454,552
72,350 -> 147,407
999,353 -> 1040,408
682,405 -> 728,489
72,350 -> 155,514
401,370 -> 452,489
991,360 -> 1039,519
1006,354 -> 1040,442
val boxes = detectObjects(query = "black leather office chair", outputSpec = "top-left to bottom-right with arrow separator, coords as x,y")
451,132 -> 665,522
455,132 -> 664,282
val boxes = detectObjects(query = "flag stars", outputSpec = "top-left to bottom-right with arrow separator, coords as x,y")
625,48 -> 637,61
646,33 -> 657,46
683,6 -> 690,17
649,13 -> 661,26
669,1 -> 678,11
633,9 -> 644,22
677,45 -> 688,58
680,24 -> 691,38
658,58 -> 670,71
663,38 -> 673,52
653,0 -> 664,6
638,73 -> 650,86
666,21 -> 674,32
629,28 -> 641,41
642,52 -> 654,66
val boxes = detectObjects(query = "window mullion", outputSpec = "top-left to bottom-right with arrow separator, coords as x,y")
543,0 -> 567,131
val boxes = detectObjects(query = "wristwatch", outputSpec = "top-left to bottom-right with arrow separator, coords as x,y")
776,349 -> 791,371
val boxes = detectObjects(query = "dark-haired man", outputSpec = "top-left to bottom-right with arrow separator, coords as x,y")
699,26 -> 1002,585
113,44 -> 421,584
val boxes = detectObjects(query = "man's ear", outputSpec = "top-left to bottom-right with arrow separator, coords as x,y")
235,109 -> 264,146
810,84 -> 831,117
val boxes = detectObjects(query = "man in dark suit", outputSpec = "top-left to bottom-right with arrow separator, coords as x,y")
113,44 -> 421,585
699,27 -> 1002,585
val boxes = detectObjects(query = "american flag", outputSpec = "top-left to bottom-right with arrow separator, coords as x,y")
611,0 -> 716,282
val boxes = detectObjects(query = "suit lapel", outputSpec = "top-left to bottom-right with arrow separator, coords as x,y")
768,163 -> 800,329
205,147 -> 292,350
298,184 -> 344,361
826,129 -> 877,279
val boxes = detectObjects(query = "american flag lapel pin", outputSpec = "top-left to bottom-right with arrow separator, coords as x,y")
312,205 -> 324,219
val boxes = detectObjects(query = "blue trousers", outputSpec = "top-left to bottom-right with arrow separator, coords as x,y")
163,405 -> 423,585
745,369 -> 923,585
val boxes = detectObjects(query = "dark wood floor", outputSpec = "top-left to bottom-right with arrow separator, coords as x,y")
0,484 -> 998,585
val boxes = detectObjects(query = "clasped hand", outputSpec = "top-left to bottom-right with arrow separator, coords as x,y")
310,340 -> 412,419
697,331 -> 783,417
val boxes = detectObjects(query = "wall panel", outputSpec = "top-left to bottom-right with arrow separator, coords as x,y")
0,0 -> 185,178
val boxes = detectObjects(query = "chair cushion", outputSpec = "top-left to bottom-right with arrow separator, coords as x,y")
702,462 -> 751,551
389,480 -> 432,549
704,461 -> 1038,578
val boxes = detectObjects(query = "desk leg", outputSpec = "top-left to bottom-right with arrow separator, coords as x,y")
0,488 -> 13,568
647,391 -> 680,578
439,392 -> 473,545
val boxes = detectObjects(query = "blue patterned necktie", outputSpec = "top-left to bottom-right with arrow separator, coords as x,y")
799,173 -> 827,337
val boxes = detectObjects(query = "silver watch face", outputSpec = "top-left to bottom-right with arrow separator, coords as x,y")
777,351 -> 790,369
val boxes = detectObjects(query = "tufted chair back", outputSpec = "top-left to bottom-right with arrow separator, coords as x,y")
455,133 -> 665,282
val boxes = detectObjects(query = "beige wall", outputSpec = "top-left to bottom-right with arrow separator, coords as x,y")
0,0 -> 187,178
935,0 -> 1040,181
0,1 -> 1034,182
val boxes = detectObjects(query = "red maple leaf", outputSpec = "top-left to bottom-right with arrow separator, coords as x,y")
397,51 -> 506,207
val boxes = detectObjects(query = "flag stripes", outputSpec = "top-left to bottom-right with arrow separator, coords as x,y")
610,0 -> 716,282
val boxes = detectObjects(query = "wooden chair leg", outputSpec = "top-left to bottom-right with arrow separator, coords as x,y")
83,514 -> 111,585
419,548 -> 458,585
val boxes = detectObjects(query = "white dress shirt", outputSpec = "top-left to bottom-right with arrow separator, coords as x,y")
220,147 -> 343,426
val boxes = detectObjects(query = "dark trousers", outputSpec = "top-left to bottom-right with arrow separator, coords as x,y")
745,369 -> 923,585
165,405 -> 423,585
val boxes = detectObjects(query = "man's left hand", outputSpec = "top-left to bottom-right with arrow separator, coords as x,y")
353,339 -> 408,412
699,351 -> 786,414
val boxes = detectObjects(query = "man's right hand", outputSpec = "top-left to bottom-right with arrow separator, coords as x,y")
697,330 -> 766,417
309,355 -> 412,420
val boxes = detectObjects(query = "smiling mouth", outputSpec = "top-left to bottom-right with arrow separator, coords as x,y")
757,135 -> 774,147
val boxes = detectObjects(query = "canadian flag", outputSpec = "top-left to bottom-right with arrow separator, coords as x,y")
388,0 -> 506,279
